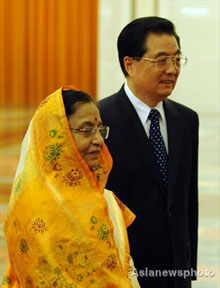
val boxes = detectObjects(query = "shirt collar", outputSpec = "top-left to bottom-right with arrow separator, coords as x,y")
124,81 -> 166,124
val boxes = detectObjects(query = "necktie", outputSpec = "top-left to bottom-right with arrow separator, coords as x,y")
148,109 -> 169,188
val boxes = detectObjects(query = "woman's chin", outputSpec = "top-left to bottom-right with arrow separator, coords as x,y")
88,160 -> 100,170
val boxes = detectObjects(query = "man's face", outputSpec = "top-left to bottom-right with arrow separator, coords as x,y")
125,33 -> 181,106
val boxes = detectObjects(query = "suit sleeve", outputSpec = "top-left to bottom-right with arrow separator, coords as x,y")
189,112 -> 199,280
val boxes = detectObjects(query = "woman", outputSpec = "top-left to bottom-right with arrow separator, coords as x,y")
2,86 -> 140,287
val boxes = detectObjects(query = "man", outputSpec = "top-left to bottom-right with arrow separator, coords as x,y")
99,17 -> 199,288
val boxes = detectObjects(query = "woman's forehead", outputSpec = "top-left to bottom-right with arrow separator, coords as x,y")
68,102 -> 102,126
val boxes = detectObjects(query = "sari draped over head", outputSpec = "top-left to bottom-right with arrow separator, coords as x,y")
2,86 -> 136,288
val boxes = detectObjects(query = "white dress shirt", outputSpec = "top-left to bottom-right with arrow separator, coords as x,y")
124,82 -> 168,152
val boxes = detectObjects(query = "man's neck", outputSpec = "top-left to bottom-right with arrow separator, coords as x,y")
126,80 -> 162,108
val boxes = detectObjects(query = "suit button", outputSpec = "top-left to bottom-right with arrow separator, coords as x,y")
168,210 -> 172,216
163,252 -> 169,256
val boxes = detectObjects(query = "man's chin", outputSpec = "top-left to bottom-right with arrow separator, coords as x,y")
158,90 -> 173,100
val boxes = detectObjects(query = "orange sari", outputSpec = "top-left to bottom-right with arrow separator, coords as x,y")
2,87 -> 136,287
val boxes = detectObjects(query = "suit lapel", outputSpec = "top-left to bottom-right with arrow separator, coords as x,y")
115,89 -> 184,203
164,99 -> 184,208
116,88 -> 167,196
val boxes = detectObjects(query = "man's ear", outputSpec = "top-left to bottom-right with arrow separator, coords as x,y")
124,56 -> 135,76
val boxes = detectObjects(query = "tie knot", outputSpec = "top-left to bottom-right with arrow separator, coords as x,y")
148,109 -> 160,122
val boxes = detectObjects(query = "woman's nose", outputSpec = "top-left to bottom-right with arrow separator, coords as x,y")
91,130 -> 104,146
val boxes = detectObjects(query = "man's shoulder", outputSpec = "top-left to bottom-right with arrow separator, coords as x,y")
98,87 -> 123,110
99,93 -> 118,108
98,87 -> 126,121
98,93 -> 120,124
165,98 -> 198,118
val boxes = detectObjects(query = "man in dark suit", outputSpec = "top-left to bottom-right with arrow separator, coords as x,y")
99,17 -> 199,288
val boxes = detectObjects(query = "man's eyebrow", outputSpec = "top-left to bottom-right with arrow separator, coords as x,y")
155,50 -> 181,58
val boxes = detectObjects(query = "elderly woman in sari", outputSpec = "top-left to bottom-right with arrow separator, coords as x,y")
2,86 -> 140,288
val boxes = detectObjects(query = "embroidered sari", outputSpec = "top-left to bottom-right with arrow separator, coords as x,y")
2,86 -> 136,288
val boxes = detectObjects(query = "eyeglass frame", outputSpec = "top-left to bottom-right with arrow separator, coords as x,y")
134,55 -> 188,70
70,126 -> 110,140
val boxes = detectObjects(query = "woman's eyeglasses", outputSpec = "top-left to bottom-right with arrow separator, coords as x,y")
70,126 -> 110,139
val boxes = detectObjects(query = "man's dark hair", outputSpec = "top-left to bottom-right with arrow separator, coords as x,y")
62,90 -> 97,118
117,16 -> 181,76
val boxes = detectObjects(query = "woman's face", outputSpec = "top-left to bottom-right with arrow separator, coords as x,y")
68,102 -> 104,169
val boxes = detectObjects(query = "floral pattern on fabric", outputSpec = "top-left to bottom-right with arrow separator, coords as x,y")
19,238 -> 30,254
96,171 -> 107,181
37,256 -> 53,275
36,256 -> 70,287
89,216 -> 114,250
13,218 -> 21,234
34,237 -> 99,287
43,143 -> 63,164
90,215 -> 98,224
49,129 -> 63,139
106,254 -> 117,271
97,224 -> 110,240
53,240 -> 67,259
25,276 -> 34,288
32,218 -> 48,234
49,276 -> 69,288
92,165 -> 108,182
52,162 -> 62,172
41,128 -> 65,179
62,169 -> 83,187
90,215 -> 98,231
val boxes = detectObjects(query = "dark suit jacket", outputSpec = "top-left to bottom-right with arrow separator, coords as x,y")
99,86 -> 199,288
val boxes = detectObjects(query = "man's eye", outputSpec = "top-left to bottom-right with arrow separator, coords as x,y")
158,58 -> 167,63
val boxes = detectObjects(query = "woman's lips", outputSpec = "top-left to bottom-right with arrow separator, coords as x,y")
86,151 -> 100,157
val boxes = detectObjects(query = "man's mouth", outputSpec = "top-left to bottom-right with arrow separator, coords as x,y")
160,80 -> 174,84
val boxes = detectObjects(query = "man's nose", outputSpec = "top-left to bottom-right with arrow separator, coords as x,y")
166,59 -> 177,74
